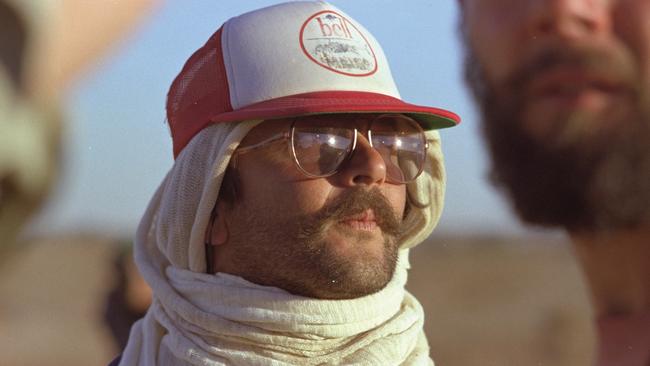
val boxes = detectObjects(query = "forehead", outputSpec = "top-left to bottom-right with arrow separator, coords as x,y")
243,113 -> 398,140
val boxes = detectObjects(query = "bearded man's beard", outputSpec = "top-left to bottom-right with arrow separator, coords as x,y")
225,187 -> 404,300
464,41 -> 650,231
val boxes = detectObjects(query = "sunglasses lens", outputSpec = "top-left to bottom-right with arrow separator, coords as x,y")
290,114 -> 426,182
370,115 -> 427,183
292,124 -> 355,177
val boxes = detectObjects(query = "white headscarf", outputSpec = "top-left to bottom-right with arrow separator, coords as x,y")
119,119 -> 446,365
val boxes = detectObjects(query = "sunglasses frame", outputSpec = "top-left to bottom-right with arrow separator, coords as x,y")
233,114 -> 430,184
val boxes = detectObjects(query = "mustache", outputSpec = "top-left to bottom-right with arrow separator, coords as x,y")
504,42 -> 639,94
298,187 -> 402,239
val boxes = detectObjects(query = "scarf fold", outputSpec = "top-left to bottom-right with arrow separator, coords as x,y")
125,251 -> 430,365
119,119 -> 444,365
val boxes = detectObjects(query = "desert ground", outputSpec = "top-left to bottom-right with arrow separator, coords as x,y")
0,234 -> 595,366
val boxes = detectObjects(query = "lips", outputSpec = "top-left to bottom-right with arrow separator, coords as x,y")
514,65 -> 636,141
526,67 -> 628,104
339,209 -> 378,231
529,68 -> 623,95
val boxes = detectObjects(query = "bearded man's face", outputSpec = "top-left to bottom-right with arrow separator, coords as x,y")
461,0 -> 650,231
210,116 -> 408,300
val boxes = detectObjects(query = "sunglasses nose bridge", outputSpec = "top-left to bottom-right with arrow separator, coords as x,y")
290,118 -> 425,184
350,129 -> 385,164
336,131 -> 388,186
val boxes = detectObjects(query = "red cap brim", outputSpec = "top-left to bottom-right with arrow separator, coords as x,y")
173,91 -> 460,157
214,91 -> 459,126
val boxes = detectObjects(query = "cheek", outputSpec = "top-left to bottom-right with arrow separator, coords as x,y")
385,184 -> 407,219
463,1 -> 528,84
238,161 -> 333,215
293,182 -> 335,213
613,2 -> 650,86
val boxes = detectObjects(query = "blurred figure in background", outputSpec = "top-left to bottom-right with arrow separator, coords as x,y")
0,0 -> 60,262
459,0 -> 650,365
0,0 -> 156,258
103,243 -> 152,352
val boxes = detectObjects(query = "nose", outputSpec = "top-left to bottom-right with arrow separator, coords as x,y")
525,0 -> 611,40
335,133 -> 387,186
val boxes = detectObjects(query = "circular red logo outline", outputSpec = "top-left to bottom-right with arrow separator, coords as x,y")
299,10 -> 378,77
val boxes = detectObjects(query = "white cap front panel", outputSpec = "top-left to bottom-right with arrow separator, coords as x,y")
222,1 -> 401,109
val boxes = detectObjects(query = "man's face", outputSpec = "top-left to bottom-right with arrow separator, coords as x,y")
462,0 -> 650,230
214,114 -> 409,299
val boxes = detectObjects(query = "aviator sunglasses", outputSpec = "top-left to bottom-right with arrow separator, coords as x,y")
232,114 -> 430,184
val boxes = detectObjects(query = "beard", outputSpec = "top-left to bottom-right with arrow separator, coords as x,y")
225,187 -> 403,299
464,39 -> 650,231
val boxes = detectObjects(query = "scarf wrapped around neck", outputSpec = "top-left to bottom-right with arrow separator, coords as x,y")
119,119 -> 446,365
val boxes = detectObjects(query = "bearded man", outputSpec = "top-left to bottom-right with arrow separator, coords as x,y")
114,2 -> 459,365
459,0 -> 650,365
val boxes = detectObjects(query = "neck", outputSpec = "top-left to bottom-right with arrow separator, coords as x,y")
570,227 -> 650,318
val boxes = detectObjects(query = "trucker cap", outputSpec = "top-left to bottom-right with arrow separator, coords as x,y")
167,1 -> 460,157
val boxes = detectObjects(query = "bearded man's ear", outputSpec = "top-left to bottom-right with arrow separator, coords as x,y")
205,201 -> 230,274
211,201 -> 229,246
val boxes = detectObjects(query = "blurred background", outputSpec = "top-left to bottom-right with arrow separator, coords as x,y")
0,1 -> 596,365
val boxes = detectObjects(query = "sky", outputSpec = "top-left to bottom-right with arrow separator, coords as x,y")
29,0 -> 558,238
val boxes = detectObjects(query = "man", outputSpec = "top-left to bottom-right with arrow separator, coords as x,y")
117,2 -> 459,365
459,1 -> 650,365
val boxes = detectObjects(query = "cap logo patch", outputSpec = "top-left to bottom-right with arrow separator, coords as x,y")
299,10 -> 377,77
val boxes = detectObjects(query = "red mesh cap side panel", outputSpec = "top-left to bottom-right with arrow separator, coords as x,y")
167,27 -> 233,158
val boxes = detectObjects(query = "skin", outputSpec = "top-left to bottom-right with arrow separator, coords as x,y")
208,114 -> 407,300
461,0 -> 650,317
463,0 -> 650,143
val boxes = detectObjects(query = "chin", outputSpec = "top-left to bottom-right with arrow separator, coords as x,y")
311,269 -> 394,300
302,232 -> 398,300
325,225 -> 387,259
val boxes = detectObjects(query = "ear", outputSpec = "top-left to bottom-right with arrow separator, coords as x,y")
209,200 -> 229,246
